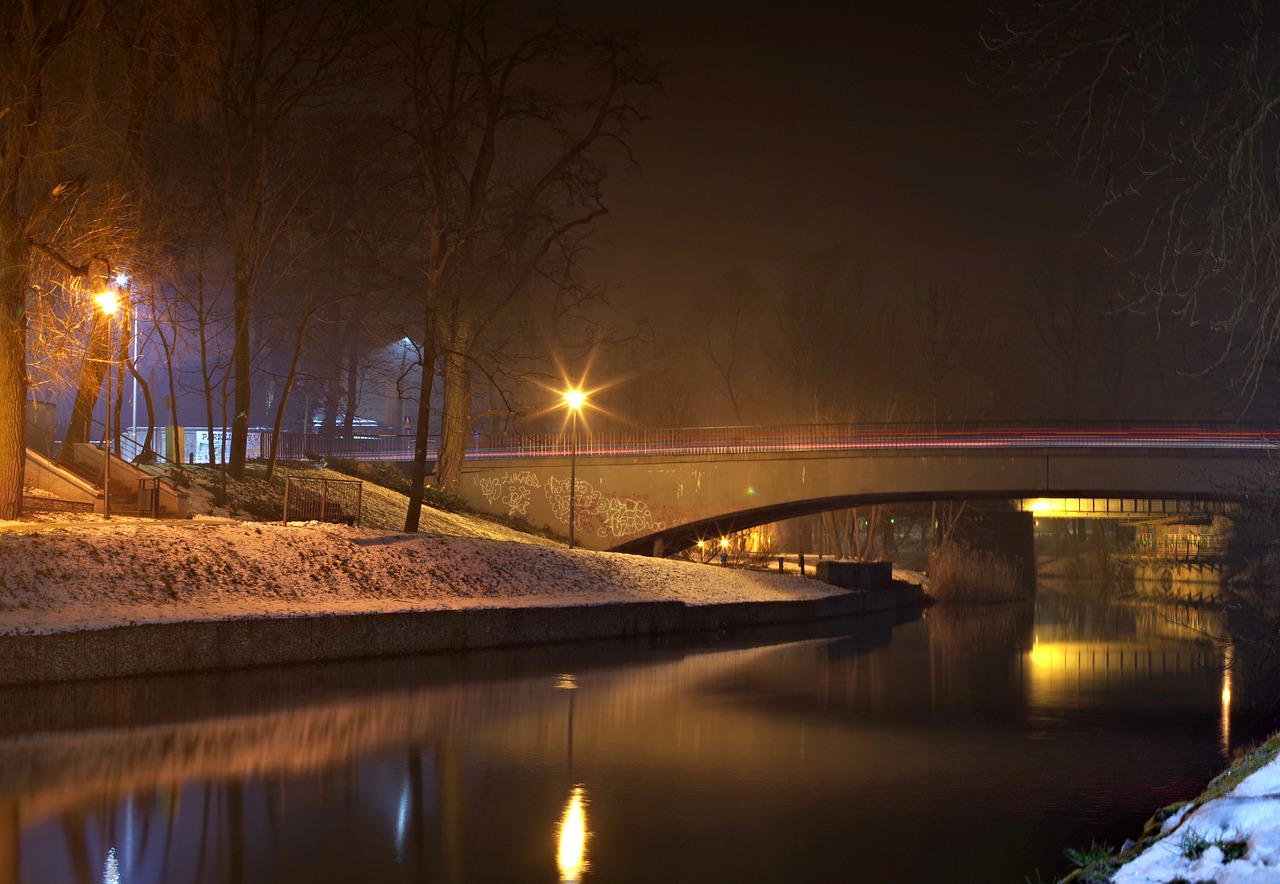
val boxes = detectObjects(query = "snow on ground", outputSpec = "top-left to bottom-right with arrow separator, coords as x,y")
0,517 -> 842,635
1112,754 -> 1280,883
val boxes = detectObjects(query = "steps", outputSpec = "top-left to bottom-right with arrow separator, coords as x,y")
54,443 -> 167,516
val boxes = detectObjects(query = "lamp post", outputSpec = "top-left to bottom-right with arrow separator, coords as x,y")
562,388 -> 586,549
94,289 -> 119,519
114,273 -> 136,453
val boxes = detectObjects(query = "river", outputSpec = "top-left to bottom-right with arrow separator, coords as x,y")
3,580 -> 1277,883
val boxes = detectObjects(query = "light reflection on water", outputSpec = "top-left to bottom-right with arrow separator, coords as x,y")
557,786 -> 588,882
1,583 -> 1276,883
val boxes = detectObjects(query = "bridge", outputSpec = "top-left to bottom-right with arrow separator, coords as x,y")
445,423 -> 1279,555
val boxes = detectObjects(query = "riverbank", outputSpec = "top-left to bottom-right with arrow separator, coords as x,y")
0,515 -> 925,684
1061,735 -> 1280,883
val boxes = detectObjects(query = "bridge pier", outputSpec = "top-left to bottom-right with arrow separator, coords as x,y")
951,510 -> 1037,594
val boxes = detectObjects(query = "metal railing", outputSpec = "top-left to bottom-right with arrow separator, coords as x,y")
262,421 -> 1280,462
282,477 -> 363,526
1112,538 -> 1230,563
137,477 -> 163,519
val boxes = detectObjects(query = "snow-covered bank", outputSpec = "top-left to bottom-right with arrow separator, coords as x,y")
1057,735 -> 1280,883
0,517 -> 842,635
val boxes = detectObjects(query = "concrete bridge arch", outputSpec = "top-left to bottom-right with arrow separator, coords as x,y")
458,439 -> 1269,555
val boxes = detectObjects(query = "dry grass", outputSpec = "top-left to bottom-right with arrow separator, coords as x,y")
154,462 -> 563,546
927,541 -> 1030,603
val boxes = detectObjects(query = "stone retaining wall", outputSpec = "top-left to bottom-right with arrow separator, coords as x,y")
0,584 -> 926,686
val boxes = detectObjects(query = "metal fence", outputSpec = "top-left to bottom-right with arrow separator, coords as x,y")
259,421 -> 1280,463
136,477 -> 163,518
282,477 -> 363,526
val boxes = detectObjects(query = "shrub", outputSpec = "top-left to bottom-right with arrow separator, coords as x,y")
928,541 -> 1029,603
364,462 -> 411,494
322,458 -> 411,494
325,456 -> 360,478
424,486 -> 469,513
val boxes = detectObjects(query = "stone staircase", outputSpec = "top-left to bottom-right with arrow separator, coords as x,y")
49,443 -> 184,517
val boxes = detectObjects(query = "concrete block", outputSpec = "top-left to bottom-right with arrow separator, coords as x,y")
817,560 -> 894,590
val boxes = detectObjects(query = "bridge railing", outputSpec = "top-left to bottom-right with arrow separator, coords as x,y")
467,422 -> 1280,458
261,421 -> 1280,462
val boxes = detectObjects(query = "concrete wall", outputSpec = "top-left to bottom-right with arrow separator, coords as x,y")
23,450 -> 98,504
0,592 -> 925,686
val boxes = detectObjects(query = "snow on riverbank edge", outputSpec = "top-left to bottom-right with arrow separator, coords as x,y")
0,518 -> 845,635
1059,735 -> 1280,883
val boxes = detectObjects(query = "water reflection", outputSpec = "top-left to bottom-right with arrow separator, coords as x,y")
1222,641 -> 1234,755
2,588 -> 1276,883
556,787 -> 588,882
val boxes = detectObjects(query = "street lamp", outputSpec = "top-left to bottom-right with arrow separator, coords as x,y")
94,290 -> 119,519
562,387 -> 586,549
113,273 -> 137,453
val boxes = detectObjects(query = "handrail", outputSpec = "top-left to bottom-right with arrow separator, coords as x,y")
256,422 -> 1280,462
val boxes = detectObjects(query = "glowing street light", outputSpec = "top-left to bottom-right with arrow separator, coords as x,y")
94,290 -> 119,317
563,387 -> 587,549
94,290 -> 118,519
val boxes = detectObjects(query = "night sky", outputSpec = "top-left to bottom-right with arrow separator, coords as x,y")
576,0 -> 1094,312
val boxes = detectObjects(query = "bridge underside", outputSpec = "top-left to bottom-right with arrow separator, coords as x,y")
1016,497 -> 1230,519
458,450 -> 1263,556
609,492 -> 1235,555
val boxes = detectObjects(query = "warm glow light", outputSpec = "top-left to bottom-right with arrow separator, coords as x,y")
94,290 -> 118,315
719,537 -> 730,548
563,388 -> 586,411
697,539 -> 706,549
1221,642 -> 1234,755
557,786 -> 589,882
1027,639 -> 1057,670
1025,498 -> 1052,513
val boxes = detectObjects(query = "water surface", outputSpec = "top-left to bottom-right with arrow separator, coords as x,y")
3,584 -> 1276,883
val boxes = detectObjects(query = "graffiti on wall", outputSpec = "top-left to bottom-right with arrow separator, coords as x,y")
473,471 -> 659,538
477,470 -> 540,516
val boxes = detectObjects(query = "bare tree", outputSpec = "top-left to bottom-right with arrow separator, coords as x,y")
986,0 -> 1280,406
696,270 -> 766,423
393,1 -> 656,529
906,263 -> 1006,423
0,0 -> 225,516
0,2 -> 98,518
766,250 -> 889,422
197,0 -> 379,480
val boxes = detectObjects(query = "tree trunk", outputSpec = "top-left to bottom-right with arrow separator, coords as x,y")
434,318 -> 472,491
198,288 -> 218,466
343,318 -> 359,434
403,337 -> 436,533
821,511 -> 845,559
265,312 -> 311,482
111,352 -> 125,456
229,272 -> 251,478
0,238 -> 26,520
126,358 -> 156,461
62,314 -> 110,451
